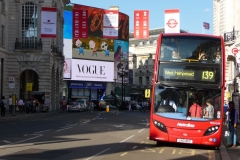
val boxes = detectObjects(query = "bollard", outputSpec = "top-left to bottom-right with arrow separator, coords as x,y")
106,105 -> 109,112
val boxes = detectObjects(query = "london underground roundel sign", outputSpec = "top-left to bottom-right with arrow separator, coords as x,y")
166,19 -> 178,28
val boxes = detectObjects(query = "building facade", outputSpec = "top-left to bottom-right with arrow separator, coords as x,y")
0,0 -> 70,111
127,28 -> 187,101
213,0 -> 240,100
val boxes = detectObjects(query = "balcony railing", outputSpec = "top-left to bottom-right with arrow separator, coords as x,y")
15,38 -> 42,50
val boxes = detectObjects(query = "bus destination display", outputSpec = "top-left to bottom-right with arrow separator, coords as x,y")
163,68 -> 215,82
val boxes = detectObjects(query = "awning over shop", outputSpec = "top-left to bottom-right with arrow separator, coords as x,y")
69,81 -> 106,89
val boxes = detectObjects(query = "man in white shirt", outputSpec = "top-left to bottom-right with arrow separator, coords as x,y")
161,94 -> 177,112
9,96 -> 12,113
18,98 -> 24,112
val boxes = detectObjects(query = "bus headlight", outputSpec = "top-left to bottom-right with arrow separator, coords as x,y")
203,125 -> 220,136
153,120 -> 167,133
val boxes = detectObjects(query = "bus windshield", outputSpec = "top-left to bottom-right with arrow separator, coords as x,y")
160,35 -> 221,63
154,85 -> 222,121
155,35 -> 223,121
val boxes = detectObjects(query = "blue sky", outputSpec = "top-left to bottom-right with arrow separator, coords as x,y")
70,0 -> 213,34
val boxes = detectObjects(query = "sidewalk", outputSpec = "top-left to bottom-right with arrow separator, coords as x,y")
220,125 -> 240,160
0,110 -> 59,120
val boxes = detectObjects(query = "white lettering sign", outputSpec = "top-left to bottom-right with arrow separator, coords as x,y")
71,59 -> 114,82
177,123 -> 195,128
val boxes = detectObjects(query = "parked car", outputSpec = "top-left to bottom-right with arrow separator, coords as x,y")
76,99 -> 88,111
67,102 -> 83,112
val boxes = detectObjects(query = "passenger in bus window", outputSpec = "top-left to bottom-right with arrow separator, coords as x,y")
204,99 -> 214,119
161,94 -> 177,112
214,52 -> 221,63
198,52 -> 208,63
189,100 -> 202,118
171,50 -> 181,62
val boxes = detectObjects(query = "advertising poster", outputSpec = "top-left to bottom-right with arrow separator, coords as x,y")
134,10 -> 149,39
64,6 -> 73,59
103,10 -> 119,39
114,40 -> 129,83
41,7 -> 57,38
72,37 -> 114,61
114,40 -> 129,61
71,59 -> 114,82
63,59 -> 71,79
73,9 -> 88,38
164,9 -> 180,33
118,13 -> 129,41
73,4 -> 104,38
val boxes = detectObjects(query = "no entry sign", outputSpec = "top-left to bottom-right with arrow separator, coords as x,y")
232,48 -> 238,56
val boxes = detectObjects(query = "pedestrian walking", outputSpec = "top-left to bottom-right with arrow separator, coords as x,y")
0,96 -> 6,117
8,95 -> 12,114
18,98 -> 24,113
62,98 -> 67,112
128,101 -> 132,111
24,99 -> 30,115
227,101 -> 239,148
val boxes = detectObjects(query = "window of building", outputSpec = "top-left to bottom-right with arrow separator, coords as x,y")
0,25 -> 4,46
1,0 -> 5,14
139,77 -> 142,85
146,76 -> 149,85
22,2 -> 38,48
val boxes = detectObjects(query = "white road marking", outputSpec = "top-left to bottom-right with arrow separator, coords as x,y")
2,140 -> 12,144
34,129 -> 52,134
146,118 -> 149,127
85,148 -> 111,160
120,152 -> 128,156
138,128 -> 145,133
56,127 -> 72,132
132,146 -> 138,149
14,135 -> 43,144
120,135 -> 135,143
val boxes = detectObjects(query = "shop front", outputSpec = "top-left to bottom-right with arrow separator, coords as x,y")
68,81 -> 106,102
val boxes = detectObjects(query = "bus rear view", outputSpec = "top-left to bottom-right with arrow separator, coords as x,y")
149,33 -> 225,147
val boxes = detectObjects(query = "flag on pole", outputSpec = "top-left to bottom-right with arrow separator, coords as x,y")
203,22 -> 210,30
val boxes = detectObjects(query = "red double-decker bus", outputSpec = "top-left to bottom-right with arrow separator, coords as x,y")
149,33 -> 225,147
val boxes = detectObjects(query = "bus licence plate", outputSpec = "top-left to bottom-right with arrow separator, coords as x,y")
177,139 -> 193,143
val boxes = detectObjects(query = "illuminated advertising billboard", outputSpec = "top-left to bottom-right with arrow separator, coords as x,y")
63,4 -> 129,62
63,59 -> 71,79
64,8 -> 73,59
71,59 -> 114,82
114,40 -> 129,83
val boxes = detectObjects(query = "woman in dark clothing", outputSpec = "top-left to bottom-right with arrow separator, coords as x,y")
228,101 -> 238,148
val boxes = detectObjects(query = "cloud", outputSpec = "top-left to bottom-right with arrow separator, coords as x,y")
203,8 -> 211,12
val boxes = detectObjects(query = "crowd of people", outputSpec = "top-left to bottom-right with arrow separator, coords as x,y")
0,95 -> 41,117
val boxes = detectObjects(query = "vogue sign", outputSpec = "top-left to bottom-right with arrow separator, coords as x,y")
71,59 -> 114,82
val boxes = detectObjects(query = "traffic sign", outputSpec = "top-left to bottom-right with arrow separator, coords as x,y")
232,48 -> 238,56
8,76 -> 15,82
145,89 -> 151,98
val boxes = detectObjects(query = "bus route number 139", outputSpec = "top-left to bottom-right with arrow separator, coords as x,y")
202,71 -> 214,81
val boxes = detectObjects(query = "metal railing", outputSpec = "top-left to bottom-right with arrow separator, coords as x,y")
15,38 -> 42,50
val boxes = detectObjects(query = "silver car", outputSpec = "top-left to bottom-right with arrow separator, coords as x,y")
67,102 -> 84,112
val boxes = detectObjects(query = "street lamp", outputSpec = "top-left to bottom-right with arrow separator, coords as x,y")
120,66 -> 125,110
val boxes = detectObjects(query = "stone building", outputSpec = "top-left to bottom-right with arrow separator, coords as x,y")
127,28 -> 187,101
0,0 -> 70,111
213,0 -> 240,100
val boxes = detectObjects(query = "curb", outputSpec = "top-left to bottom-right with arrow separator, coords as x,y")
0,111 -> 59,121
219,141 -> 232,160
